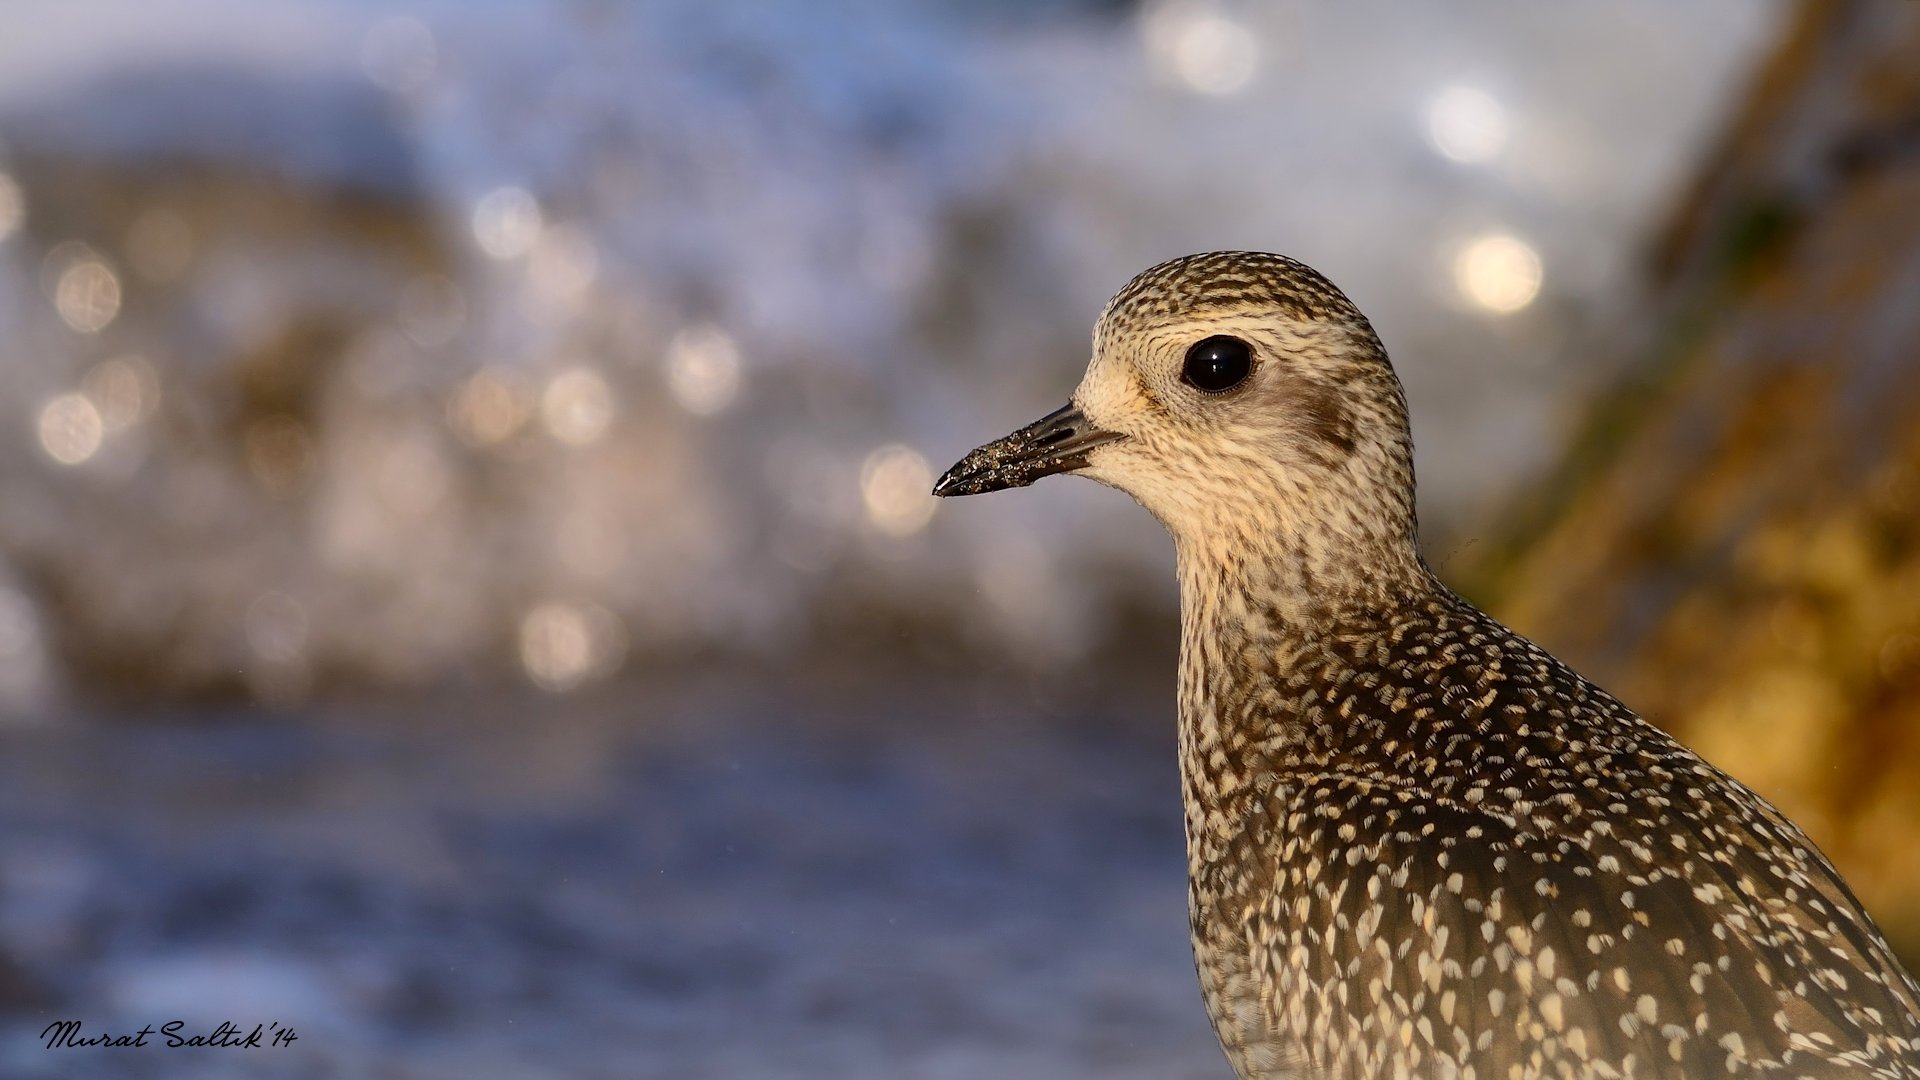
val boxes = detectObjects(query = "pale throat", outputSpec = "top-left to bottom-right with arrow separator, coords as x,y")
1166,481 -> 1429,634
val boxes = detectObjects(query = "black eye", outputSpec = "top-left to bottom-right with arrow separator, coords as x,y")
1180,335 -> 1254,393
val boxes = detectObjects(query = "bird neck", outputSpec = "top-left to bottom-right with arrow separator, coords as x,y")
1170,525 -> 1439,820
1171,510 -> 1432,630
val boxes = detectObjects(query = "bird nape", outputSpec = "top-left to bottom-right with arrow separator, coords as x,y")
934,251 -> 1920,1079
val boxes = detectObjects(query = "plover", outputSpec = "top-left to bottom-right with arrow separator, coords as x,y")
933,251 -> 1920,1078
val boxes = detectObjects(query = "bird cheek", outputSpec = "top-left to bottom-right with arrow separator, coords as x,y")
1072,443 -> 1134,493
1081,449 -> 1190,526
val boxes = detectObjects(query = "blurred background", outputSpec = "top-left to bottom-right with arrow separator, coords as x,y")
0,0 -> 1916,1076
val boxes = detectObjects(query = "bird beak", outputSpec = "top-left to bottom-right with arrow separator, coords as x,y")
932,402 -> 1125,497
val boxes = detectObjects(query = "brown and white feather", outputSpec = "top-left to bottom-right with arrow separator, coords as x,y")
1060,253 -> 1920,1078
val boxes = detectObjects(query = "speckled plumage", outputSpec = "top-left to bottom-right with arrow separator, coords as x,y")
938,252 -> 1920,1078
1182,583 -> 1920,1078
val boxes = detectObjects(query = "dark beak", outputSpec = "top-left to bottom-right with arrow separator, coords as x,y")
932,402 -> 1124,497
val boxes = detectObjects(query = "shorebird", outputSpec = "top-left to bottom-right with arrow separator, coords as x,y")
933,251 -> 1920,1078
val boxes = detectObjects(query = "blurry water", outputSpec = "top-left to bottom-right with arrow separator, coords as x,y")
0,0 -> 1780,704
0,674 -> 1229,1079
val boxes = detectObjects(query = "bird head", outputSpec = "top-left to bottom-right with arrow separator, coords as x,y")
935,251 -> 1422,587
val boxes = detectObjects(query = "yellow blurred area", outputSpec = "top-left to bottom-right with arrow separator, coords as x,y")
1479,1 -> 1920,953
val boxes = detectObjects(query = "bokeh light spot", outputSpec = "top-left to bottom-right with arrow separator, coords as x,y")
518,601 -> 626,692
54,256 -> 122,333
37,393 -> 104,466
1144,3 -> 1260,97
82,356 -> 160,432
448,370 -> 531,448
1453,233 -> 1543,314
1425,86 -> 1510,164
664,325 -> 743,416
472,187 -> 543,259
541,367 -> 615,446
861,445 -> 936,536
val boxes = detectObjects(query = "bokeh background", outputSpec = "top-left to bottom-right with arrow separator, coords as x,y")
0,0 -> 1915,1076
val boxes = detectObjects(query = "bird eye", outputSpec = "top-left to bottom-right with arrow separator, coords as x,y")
1180,336 -> 1253,394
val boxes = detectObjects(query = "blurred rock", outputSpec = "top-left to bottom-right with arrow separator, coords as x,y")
0,66 -> 452,702
1479,0 -> 1920,960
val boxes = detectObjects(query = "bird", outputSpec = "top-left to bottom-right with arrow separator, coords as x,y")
932,251 -> 1920,1079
